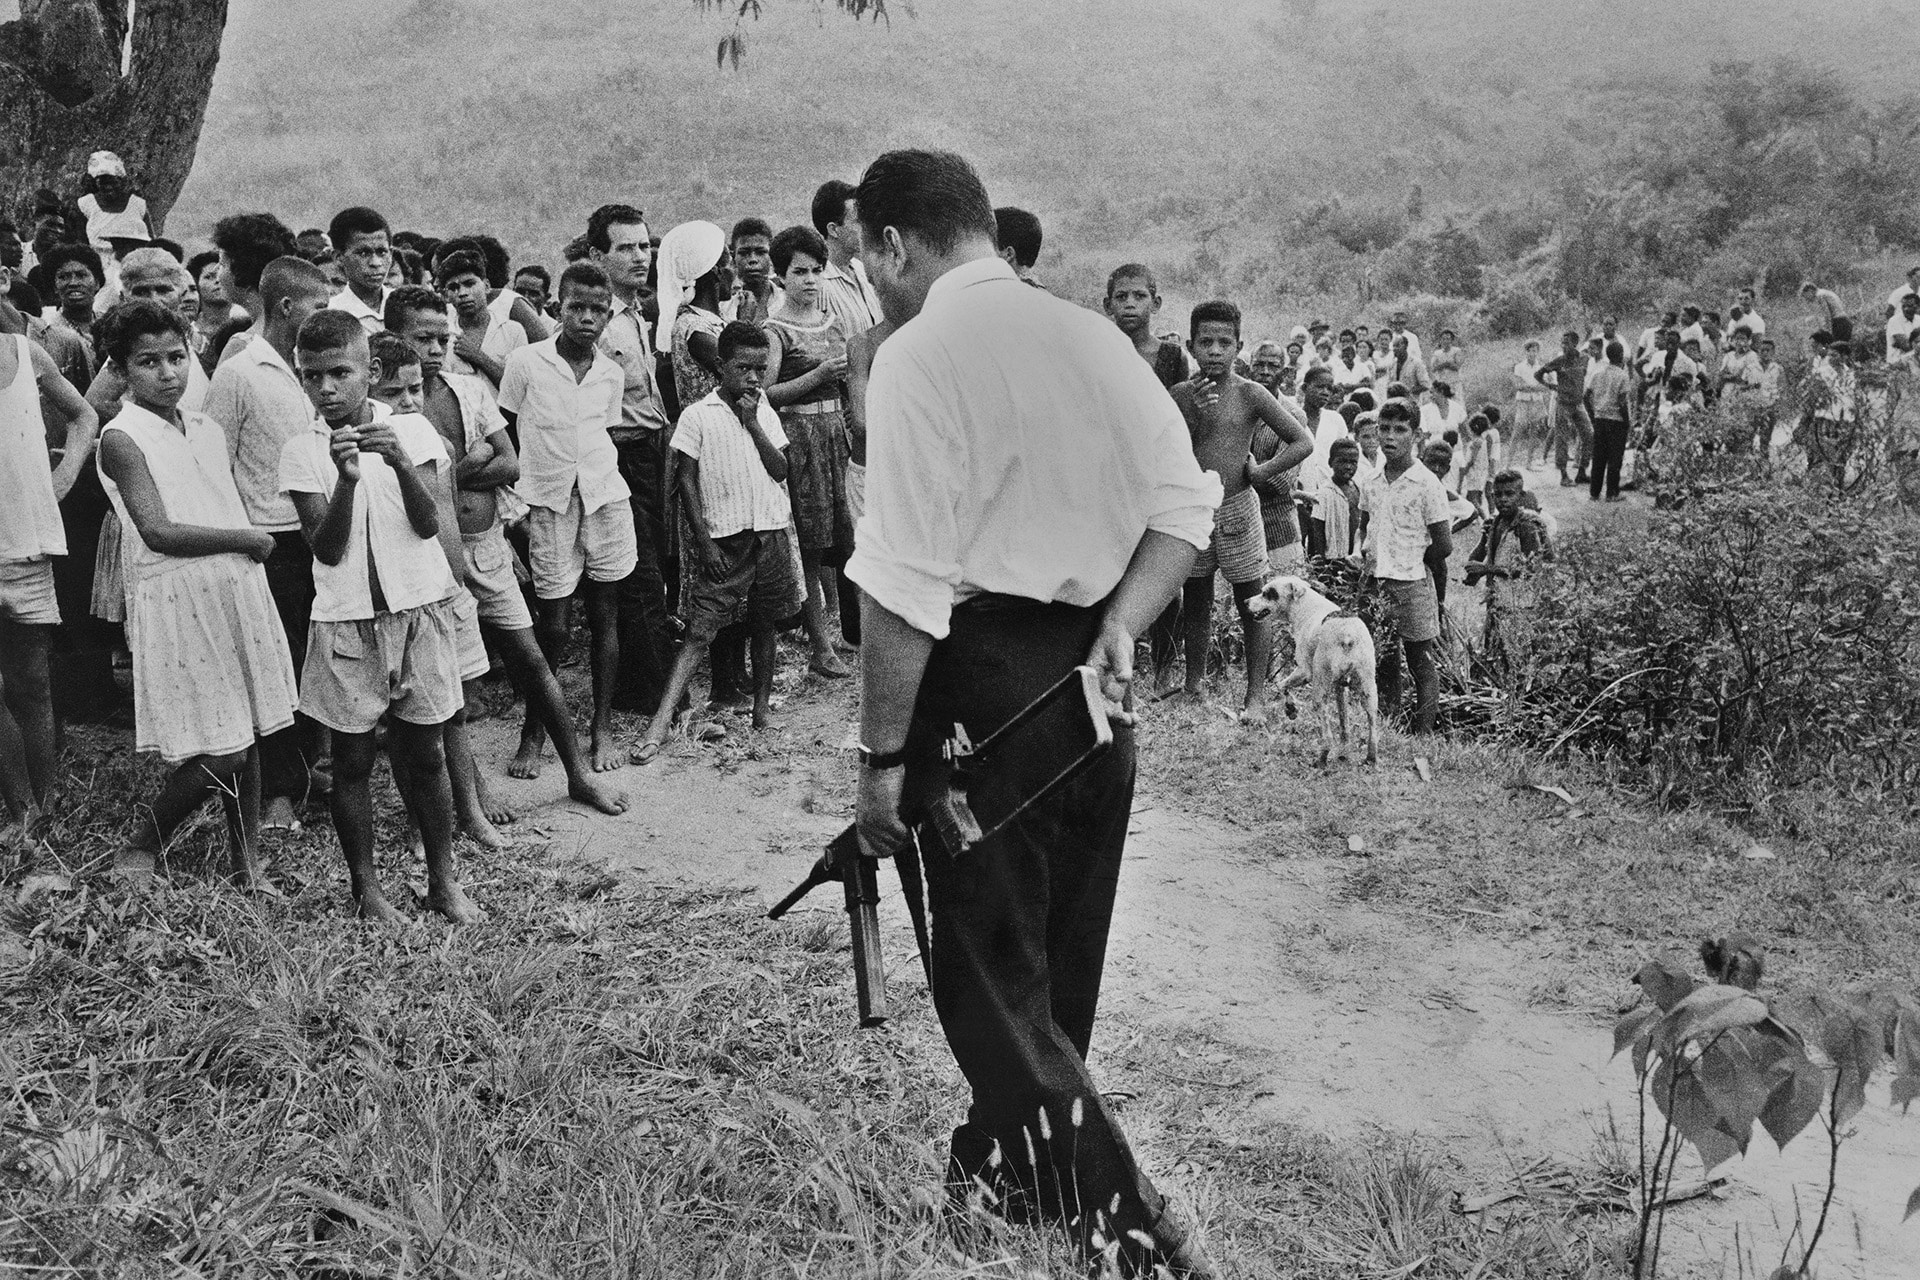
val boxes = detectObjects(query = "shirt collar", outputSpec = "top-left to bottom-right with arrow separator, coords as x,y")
923,255 -> 1019,307
241,335 -> 296,377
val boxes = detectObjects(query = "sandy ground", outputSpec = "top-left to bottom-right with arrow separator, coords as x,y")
455,470 -> 1920,1279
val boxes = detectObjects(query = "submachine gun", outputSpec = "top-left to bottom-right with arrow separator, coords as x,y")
766,665 -> 1116,1027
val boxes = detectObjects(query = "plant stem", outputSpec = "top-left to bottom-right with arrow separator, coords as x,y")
1798,1083 -> 1844,1277
1648,1130 -> 1684,1280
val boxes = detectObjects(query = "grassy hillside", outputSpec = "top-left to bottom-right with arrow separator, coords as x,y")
168,0 -> 1920,325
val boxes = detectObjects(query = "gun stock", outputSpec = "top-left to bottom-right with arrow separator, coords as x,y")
769,825 -> 890,1027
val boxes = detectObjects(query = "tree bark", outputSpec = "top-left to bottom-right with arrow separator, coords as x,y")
0,0 -> 230,233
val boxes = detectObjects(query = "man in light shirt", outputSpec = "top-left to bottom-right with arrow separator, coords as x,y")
1885,265 -> 1918,319
1510,339 -> 1551,468
323,206 -> 392,335
811,179 -> 884,336
847,149 -> 1221,1279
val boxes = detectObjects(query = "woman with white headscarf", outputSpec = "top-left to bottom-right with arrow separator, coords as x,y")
655,221 -> 728,408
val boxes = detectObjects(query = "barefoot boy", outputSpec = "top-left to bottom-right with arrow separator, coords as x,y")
281,310 -> 481,924
383,287 -> 628,817
1358,398 -> 1451,736
497,261 -> 634,773
631,322 -> 802,761
0,317 -> 99,834
1168,300 -> 1313,723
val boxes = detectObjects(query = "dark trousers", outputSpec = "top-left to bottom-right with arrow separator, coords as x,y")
903,596 -> 1171,1274
50,466 -> 121,721
612,431 -> 676,710
1554,403 -> 1593,476
1591,418 -> 1629,499
260,530 -> 323,802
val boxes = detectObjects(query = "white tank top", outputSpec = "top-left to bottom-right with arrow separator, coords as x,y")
0,335 -> 66,561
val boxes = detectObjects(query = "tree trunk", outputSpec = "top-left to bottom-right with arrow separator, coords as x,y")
0,0 -> 230,233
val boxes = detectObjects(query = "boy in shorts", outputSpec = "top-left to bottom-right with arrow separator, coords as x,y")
631,322 -> 802,763
281,310 -> 481,925
383,289 -> 627,816
1166,300 -> 1313,725
0,326 -> 99,834
1359,397 -> 1452,735
497,261 -> 634,774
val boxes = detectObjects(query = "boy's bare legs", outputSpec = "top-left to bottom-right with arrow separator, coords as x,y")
1178,576 -> 1214,697
749,621 -> 781,731
632,640 -> 704,763
0,622 -> 57,829
491,625 -> 627,813
217,745 -> 279,895
328,730 -> 405,923
443,704 -> 508,850
0,673 -> 35,838
512,595 -> 571,778
1233,580 -> 1274,725
799,548 -> 850,678
388,718 -> 484,924
584,580 -> 622,772
119,749 -> 250,880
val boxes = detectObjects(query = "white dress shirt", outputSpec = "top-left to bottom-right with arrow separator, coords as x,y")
278,403 -> 455,622
848,257 -> 1220,641
204,336 -> 313,532
671,391 -> 792,538
1361,462 -> 1450,582
498,338 -> 630,515
1296,407 -> 1351,492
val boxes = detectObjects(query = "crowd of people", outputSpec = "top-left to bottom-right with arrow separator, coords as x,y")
7,139 -> 1920,1279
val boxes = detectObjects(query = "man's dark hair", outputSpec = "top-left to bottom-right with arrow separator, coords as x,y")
8,278 -> 44,315
730,216 -> 774,245
513,264 -> 551,290
1606,341 -> 1625,364
327,206 -> 390,251
1328,437 -> 1361,459
993,206 -> 1042,268
295,308 -> 367,355
854,150 -> 996,257
1106,263 -> 1156,298
211,213 -> 297,292
186,249 -> 220,284
41,243 -> 105,285
98,299 -> 190,366
384,284 -> 447,331
1493,468 -> 1525,488
1301,365 -> 1334,389
1379,396 -> 1419,424
368,330 -> 421,381
1189,299 -> 1241,340
770,225 -> 829,278
810,180 -> 856,238
716,319 -> 771,363
585,204 -> 646,255
468,234 -> 510,288
558,260 -> 612,301
1345,387 -> 1377,412
562,236 -> 592,263
296,227 -> 328,244
436,249 -> 488,287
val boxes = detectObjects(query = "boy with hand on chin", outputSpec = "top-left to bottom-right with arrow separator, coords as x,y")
1358,398 -> 1452,736
1166,300 -> 1313,725
280,310 -> 482,925
631,323 -> 802,762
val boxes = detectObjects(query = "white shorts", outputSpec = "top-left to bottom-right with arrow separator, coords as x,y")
461,523 -> 533,631
527,492 -> 638,601
0,557 -> 60,626
449,585 -> 491,682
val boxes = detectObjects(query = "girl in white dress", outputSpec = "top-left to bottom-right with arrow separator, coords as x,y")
94,302 -> 299,888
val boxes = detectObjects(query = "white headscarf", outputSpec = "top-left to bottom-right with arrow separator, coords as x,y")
654,220 -> 727,353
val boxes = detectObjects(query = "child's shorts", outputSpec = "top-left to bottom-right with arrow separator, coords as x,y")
0,556 -> 61,626
1374,575 -> 1442,644
527,492 -> 638,601
1189,486 -> 1270,586
299,596 -> 465,734
449,586 -> 491,682
680,528 -> 806,646
461,523 -> 533,631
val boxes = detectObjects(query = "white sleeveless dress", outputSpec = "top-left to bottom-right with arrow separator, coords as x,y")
99,403 -> 298,762
91,355 -> 212,622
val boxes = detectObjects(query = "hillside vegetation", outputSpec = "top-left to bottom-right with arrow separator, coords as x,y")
171,0 -> 1920,334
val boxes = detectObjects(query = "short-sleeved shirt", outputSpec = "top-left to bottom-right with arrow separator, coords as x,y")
327,286 -> 390,335
498,338 -> 630,514
204,335 -> 313,532
1719,350 -> 1764,395
670,391 -> 792,539
1587,364 -> 1632,420
278,404 -> 455,622
1361,462 -> 1450,582
1539,352 -> 1590,409
448,310 -> 528,380
820,260 -> 883,338
598,294 -> 671,435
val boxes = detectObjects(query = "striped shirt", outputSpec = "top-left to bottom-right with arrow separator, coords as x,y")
670,391 -> 791,538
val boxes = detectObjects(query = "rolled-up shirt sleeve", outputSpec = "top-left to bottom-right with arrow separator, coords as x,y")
846,343 -> 967,640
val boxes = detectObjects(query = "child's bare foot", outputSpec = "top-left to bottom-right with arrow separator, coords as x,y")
427,882 -> 487,926
355,891 -> 407,925
751,709 -> 786,731
1239,704 -> 1270,728
262,795 -> 301,834
508,738 -> 544,780
706,692 -> 753,714
589,731 -> 623,773
408,824 -> 427,864
474,773 -> 514,827
629,738 -> 662,766
459,813 -> 511,852
230,863 -> 285,898
569,775 -> 630,815
809,653 -> 852,679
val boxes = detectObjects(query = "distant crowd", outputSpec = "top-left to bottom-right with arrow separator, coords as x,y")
1,147 -> 1915,921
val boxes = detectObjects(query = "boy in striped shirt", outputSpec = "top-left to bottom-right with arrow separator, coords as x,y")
631,322 -> 803,762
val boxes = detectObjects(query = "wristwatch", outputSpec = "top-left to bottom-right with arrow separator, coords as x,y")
857,743 -> 909,771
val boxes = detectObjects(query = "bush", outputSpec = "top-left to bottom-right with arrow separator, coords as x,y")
1478,268 -> 1556,338
1497,479 -> 1920,804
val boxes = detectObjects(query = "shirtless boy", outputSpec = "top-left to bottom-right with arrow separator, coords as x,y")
1165,300 -> 1313,724
1104,264 -> 1189,388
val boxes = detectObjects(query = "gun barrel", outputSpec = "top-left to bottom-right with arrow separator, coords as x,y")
844,854 -> 889,1027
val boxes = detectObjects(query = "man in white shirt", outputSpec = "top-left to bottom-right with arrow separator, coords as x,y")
1886,265 -> 1919,319
1385,311 -> 1423,363
1294,365 -> 1351,492
1510,340 -> 1550,467
847,149 -> 1221,1280
323,206 -> 392,335
205,255 -> 333,830
586,203 -> 677,714
1886,291 -> 1919,369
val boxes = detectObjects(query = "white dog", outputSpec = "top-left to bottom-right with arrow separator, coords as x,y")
1246,574 -> 1378,766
